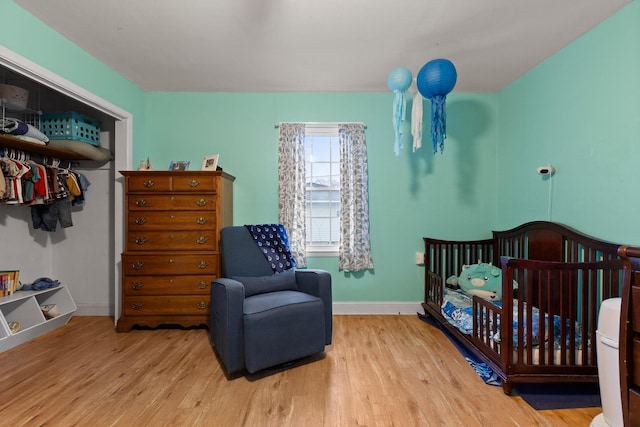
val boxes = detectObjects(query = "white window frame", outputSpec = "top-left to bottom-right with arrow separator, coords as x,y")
305,124 -> 340,257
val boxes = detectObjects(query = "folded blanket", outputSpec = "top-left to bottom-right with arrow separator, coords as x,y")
0,118 -> 49,143
245,224 -> 296,273
11,135 -> 47,145
47,139 -> 111,162
0,117 -> 28,134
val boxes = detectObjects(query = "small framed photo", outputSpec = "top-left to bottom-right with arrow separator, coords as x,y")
202,154 -> 219,171
169,161 -> 190,171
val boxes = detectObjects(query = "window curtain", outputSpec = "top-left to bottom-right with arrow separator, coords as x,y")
338,123 -> 374,272
277,123 -> 307,267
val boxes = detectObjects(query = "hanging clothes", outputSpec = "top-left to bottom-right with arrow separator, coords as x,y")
0,147 -> 92,232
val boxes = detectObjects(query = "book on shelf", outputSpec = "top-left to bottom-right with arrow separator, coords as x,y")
0,270 -> 20,297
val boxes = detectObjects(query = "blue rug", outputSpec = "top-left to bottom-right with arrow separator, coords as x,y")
417,312 -> 500,386
417,312 -> 602,410
513,382 -> 601,410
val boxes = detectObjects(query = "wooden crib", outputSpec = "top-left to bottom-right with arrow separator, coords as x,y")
422,221 -> 627,394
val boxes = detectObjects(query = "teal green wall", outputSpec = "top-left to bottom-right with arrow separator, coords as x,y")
6,0 -> 638,303
0,0 -> 146,147
497,1 -> 640,244
145,92 -> 498,301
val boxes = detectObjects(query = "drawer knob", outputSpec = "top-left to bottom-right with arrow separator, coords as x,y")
143,180 -> 155,188
196,236 -> 208,244
197,261 -> 209,269
196,198 -> 208,207
135,217 -> 147,225
197,301 -> 208,310
131,302 -> 144,310
131,261 -> 144,270
135,237 -> 148,245
197,281 -> 208,289
131,282 -> 144,290
189,179 -> 200,187
135,199 -> 148,207
196,217 -> 208,225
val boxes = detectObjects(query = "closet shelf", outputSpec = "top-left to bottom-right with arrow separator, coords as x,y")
0,134 -> 91,161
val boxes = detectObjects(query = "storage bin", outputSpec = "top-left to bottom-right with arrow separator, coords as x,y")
0,84 -> 29,110
40,112 -> 101,146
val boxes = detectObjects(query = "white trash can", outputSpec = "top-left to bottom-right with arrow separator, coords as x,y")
591,297 -> 623,427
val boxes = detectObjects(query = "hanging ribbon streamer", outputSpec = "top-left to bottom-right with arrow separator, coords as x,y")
411,91 -> 423,152
430,95 -> 446,154
392,90 -> 406,156
387,67 -> 413,156
416,59 -> 457,154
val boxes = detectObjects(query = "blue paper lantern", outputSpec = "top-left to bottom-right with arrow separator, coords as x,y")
387,67 -> 413,92
416,59 -> 457,153
416,59 -> 457,99
387,67 -> 413,156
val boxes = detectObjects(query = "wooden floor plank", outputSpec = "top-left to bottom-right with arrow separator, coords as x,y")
0,315 -> 600,426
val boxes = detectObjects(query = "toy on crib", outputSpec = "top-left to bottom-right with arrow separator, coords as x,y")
446,261 -> 515,302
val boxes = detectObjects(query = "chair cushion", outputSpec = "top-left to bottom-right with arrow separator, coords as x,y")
243,289 -> 320,315
243,290 -> 326,373
232,268 -> 297,297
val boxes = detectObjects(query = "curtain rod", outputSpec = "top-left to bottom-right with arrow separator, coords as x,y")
274,122 -> 366,128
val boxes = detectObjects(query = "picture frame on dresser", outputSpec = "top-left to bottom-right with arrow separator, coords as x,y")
201,154 -> 219,171
169,160 -> 190,171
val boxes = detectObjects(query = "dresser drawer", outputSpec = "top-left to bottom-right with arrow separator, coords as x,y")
127,195 -> 216,211
172,174 -> 217,192
630,388 -> 640,427
128,211 -> 216,230
127,230 -> 217,251
126,175 -> 172,192
126,174 -> 218,193
122,253 -> 219,275
123,295 -> 210,316
122,275 -> 214,295
632,285 -> 640,333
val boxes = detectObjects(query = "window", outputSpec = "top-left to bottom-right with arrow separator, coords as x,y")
304,124 -> 340,256
278,122 -> 372,271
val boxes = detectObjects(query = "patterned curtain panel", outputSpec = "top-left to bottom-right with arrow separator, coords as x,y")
278,123 -> 307,267
338,123 -> 374,272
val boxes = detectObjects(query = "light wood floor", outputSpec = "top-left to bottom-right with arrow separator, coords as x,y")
0,315 -> 600,426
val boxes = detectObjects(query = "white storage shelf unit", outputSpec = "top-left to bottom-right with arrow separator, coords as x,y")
0,286 -> 76,352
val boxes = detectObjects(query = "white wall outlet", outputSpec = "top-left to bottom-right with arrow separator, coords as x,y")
537,165 -> 556,175
415,252 -> 425,265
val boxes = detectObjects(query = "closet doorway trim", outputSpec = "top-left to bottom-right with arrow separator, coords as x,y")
0,45 -> 132,325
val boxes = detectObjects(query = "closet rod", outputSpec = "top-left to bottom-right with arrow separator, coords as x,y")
274,122 -> 366,128
0,146 -> 71,167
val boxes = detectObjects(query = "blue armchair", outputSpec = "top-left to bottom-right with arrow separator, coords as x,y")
210,225 -> 332,374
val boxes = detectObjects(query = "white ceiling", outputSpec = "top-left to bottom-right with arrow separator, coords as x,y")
14,0 -> 631,93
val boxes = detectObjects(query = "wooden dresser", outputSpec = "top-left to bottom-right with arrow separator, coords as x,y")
117,170 -> 234,332
618,246 -> 640,426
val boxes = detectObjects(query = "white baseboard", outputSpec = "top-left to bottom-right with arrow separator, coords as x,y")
73,302 -> 424,317
332,302 -> 423,315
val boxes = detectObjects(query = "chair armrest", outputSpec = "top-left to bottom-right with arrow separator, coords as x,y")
210,278 -> 246,374
295,269 -> 333,344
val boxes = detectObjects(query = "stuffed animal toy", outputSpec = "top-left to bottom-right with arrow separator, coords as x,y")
446,262 -> 512,302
